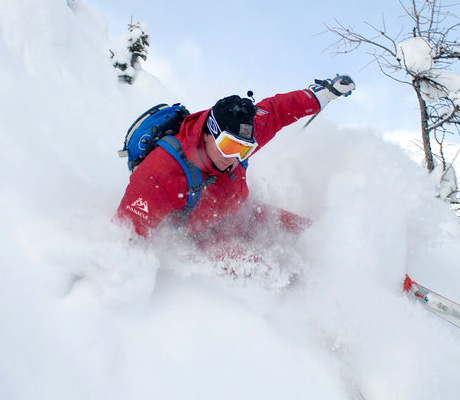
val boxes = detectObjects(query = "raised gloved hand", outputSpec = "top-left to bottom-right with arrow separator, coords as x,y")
308,74 -> 355,110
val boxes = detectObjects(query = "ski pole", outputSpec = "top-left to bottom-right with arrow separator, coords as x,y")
302,110 -> 321,130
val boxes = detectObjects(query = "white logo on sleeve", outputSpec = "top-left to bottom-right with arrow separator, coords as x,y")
131,198 -> 149,213
126,198 -> 149,219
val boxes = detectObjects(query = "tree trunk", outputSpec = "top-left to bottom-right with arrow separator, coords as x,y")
414,79 -> 434,172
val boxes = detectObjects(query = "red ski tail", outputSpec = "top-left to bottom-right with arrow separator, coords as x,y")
403,274 -> 413,293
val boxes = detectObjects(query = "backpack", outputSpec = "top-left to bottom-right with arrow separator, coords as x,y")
118,103 -> 190,172
118,103 -> 215,216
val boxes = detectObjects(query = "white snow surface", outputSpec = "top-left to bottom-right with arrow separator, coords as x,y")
397,37 -> 434,74
1,1 -> 460,399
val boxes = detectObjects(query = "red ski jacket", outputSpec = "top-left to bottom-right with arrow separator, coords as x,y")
117,89 -> 320,239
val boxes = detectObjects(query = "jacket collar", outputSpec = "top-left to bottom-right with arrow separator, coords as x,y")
177,109 -> 219,176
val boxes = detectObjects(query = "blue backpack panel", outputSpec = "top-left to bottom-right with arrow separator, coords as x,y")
118,103 -> 190,172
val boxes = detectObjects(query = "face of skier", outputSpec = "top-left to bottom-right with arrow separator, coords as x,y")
203,133 -> 239,172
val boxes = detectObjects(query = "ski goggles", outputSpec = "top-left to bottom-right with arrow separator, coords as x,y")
207,109 -> 258,161
214,131 -> 258,161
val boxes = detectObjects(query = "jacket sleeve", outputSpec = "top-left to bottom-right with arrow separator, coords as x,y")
253,89 -> 320,148
116,150 -> 188,237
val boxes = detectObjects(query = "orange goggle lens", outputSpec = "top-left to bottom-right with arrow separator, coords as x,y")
215,132 -> 258,161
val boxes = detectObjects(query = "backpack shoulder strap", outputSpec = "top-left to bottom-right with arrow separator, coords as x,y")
156,135 -> 214,214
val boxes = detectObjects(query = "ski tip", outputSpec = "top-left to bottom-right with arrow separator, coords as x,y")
403,274 -> 413,293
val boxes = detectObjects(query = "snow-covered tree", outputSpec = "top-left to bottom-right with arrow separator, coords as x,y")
326,0 -> 460,186
110,19 -> 149,85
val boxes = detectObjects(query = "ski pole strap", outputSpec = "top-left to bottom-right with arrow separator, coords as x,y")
314,79 -> 343,97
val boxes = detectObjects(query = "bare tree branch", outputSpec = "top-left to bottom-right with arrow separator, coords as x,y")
326,0 -> 460,177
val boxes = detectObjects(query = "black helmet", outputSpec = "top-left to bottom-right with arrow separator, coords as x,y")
207,95 -> 257,143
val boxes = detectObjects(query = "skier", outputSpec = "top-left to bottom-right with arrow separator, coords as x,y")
117,74 -> 355,257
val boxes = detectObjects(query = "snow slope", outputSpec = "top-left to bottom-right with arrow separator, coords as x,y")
1,1 -> 460,399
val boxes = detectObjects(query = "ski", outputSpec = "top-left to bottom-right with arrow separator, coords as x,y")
403,274 -> 460,329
